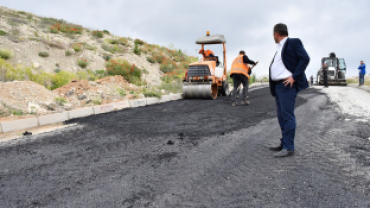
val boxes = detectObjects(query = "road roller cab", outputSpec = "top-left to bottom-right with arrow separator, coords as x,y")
183,32 -> 229,99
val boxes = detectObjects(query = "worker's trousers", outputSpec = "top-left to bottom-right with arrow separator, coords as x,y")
275,82 -> 298,151
359,74 -> 365,85
231,74 -> 249,101
324,73 -> 328,87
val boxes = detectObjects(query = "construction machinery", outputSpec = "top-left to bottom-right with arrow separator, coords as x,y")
183,32 -> 229,99
317,52 -> 347,85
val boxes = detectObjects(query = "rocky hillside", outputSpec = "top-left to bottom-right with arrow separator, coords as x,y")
0,6 -> 197,119
0,6 -> 196,85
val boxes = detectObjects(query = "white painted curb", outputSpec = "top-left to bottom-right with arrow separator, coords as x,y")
171,93 -> 183,100
159,95 -> 172,103
114,100 -> 130,110
93,104 -> 115,115
129,99 -> 147,108
38,112 -> 69,126
146,97 -> 160,105
0,117 -> 39,133
0,94 -> 184,134
69,107 -> 94,119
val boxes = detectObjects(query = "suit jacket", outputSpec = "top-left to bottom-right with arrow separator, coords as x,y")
269,38 -> 310,97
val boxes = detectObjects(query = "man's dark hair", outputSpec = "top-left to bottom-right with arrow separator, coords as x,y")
274,23 -> 288,36
239,50 -> 245,55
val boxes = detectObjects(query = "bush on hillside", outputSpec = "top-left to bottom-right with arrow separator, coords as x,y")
103,30 -> 110,34
51,71 -> 77,89
142,88 -> 162,98
159,79 -> 183,93
0,30 -> 7,36
38,51 -> 49,57
72,43 -> 82,52
82,42 -> 96,50
133,42 -> 141,55
77,58 -> 89,68
76,71 -> 88,80
105,59 -> 142,84
146,57 -> 156,63
92,30 -> 104,38
50,23 -> 83,34
106,38 -> 128,45
65,50 -> 73,56
134,39 -> 145,45
0,49 -> 13,60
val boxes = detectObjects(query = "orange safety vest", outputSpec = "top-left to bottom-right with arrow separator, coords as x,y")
230,55 -> 250,79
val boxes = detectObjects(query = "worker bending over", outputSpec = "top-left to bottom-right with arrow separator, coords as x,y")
199,49 -> 220,66
230,50 -> 257,106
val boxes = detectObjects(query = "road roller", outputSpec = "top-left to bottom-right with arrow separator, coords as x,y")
183,31 -> 229,99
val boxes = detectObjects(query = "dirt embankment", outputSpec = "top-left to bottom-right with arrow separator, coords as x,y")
0,75 -> 145,121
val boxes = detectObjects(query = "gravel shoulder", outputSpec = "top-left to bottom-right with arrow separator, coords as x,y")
0,87 -> 369,207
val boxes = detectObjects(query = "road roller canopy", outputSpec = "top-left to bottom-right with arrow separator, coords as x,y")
196,34 -> 226,44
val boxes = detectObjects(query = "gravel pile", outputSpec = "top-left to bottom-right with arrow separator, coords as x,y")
0,81 -> 58,114
319,86 -> 370,119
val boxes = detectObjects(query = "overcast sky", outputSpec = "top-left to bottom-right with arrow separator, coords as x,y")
2,0 -> 369,78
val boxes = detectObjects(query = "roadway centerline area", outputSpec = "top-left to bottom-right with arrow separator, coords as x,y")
0,87 -> 369,207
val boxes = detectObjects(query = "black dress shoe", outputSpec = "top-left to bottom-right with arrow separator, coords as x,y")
268,144 -> 282,151
273,149 -> 294,157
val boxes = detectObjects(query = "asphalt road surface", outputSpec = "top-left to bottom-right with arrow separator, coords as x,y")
0,87 -> 370,208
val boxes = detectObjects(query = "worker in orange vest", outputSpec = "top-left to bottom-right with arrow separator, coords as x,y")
199,49 -> 220,66
230,50 -> 257,106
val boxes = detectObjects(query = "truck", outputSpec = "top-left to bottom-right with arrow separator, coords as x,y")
317,52 -> 347,86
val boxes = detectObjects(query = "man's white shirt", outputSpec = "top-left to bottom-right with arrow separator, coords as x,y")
271,37 -> 292,81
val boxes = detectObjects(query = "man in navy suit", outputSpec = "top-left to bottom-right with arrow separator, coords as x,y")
268,23 -> 310,157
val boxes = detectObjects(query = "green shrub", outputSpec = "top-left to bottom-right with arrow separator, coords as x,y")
77,58 -> 89,68
0,30 -> 6,36
72,43 -> 82,52
159,79 -> 183,93
54,68 -> 61,73
55,97 -> 67,106
133,42 -> 141,55
106,38 -> 128,45
65,50 -> 73,56
92,30 -> 104,38
142,69 -> 149,74
103,30 -> 110,34
95,70 -> 107,78
146,57 -> 156,63
142,88 -> 161,98
12,110 -> 24,116
105,58 -> 142,84
154,55 -> 165,63
83,42 -> 96,50
101,44 -> 124,53
117,88 -> 126,97
51,71 -> 77,89
134,39 -> 145,45
160,60 -> 177,74
92,98 -> 102,105
50,27 -> 58,33
76,71 -> 88,80
38,51 -> 49,57
102,55 -> 111,61
0,49 -> 13,59
101,44 -> 115,53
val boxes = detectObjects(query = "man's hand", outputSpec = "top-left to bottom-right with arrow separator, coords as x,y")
283,76 -> 295,87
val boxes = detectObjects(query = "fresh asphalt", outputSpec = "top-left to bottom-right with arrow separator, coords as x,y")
0,87 -> 369,207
